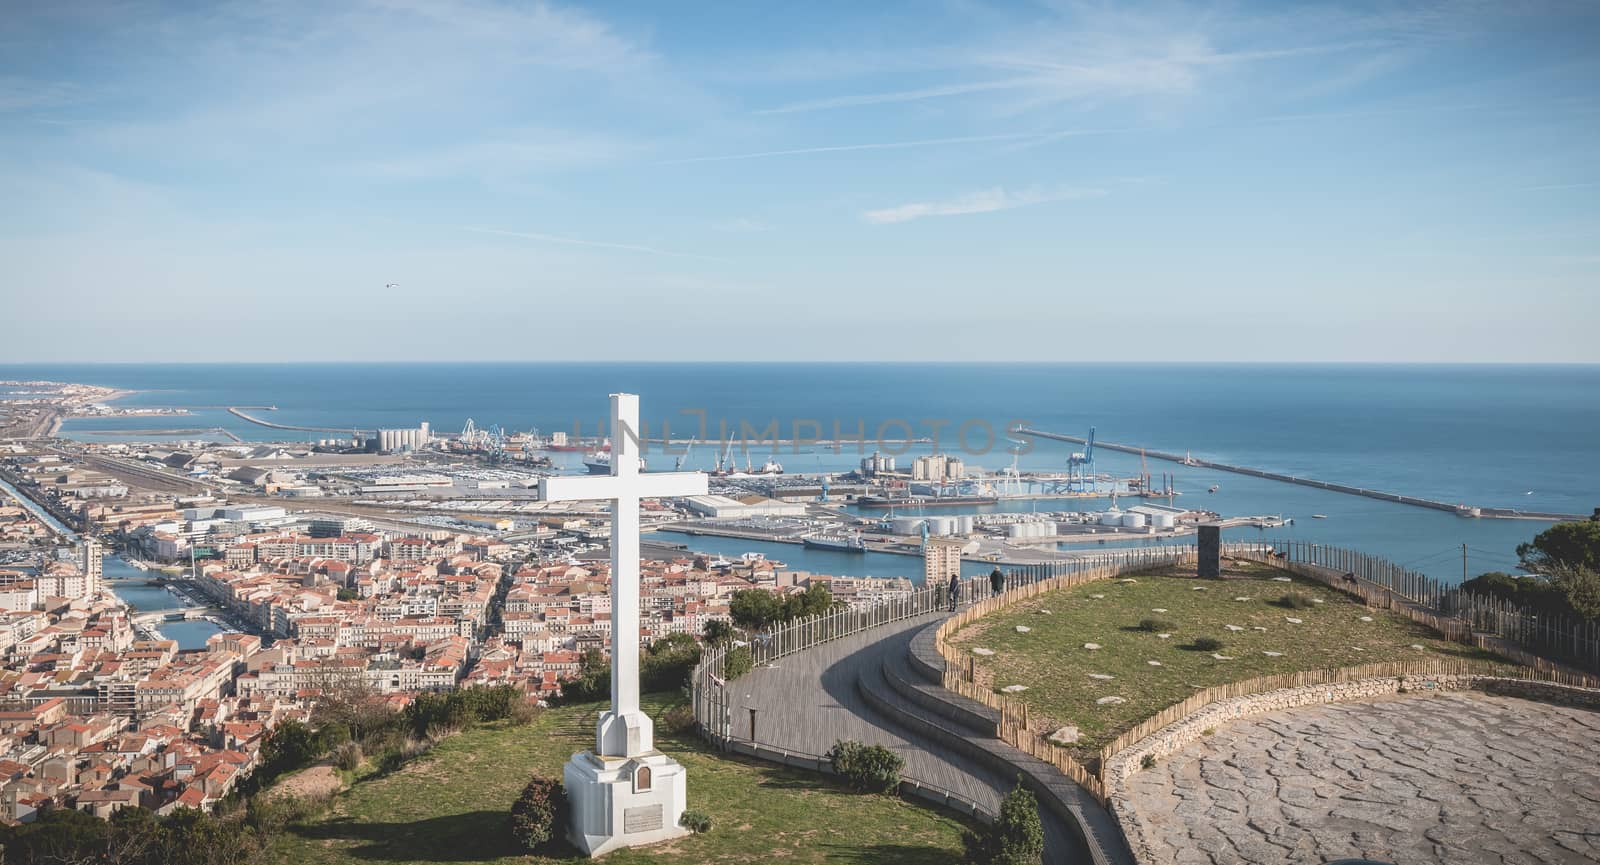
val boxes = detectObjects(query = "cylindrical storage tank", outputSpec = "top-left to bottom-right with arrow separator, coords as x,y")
1122,512 -> 1147,529
956,515 -> 975,534
927,516 -> 956,536
891,516 -> 925,535
1099,508 -> 1123,526
1007,523 -> 1029,538
1151,513 -> 1177,529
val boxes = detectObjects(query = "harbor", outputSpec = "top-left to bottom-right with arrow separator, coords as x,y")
1018,428 -> 1588,522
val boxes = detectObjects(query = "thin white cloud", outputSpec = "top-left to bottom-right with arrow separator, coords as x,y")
463,226 -> 722,261
358,129 -> 633,180
756,77 -> 1038,114
661,129 -> 1113,165
862,186 -> 1103,224
1524,181 -> 1600,191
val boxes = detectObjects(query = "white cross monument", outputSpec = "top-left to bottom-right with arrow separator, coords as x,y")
540,393 -> 707,857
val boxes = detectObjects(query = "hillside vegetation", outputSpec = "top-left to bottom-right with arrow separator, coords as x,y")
270,692 -> 972,865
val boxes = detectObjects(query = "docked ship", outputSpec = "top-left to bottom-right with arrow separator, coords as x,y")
855,494 -> 998,509
804,532 -> 866,552
583,450 -> 647,474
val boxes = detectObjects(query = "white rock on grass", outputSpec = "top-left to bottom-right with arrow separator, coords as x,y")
1151,608 -> 1168,613
1015,625 -> 1032,633
1096,696 -> 1127,706
972,647 -> 996,656
1358,616 -> 1374,622
1352,646 -> 1366,652
1119,578 -> 1138,584
1048,725 -> 1081,745
1272,577 -> 1293,582
1088,673 -> 1115,680
1410,644 -> 1426,650
1083,642 -> 1102,650
1001,684 -> 1029,693
1311,598 -> 1325,604
1157,633 -> 1172,640
1252,626 -> 1268,632
1263,651 -> 1284,657
1038,609 -> 1053,615
1191,586 -> 1208,591
1224,624 -> 1245,632
1211,653 -> 1236,660
1089,594 -> 1106,599
1285,617 -> 1303,624
1233,597 -> 1252,602
1147,660 -> 1163,667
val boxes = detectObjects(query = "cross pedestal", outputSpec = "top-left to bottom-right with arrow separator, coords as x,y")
540,394 -> 707,857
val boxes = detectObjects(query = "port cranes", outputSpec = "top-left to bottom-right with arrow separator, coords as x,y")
1066,426 -> 1096,493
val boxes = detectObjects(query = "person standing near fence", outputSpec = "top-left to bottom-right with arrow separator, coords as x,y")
990,566 -> 1005,597
948,572 -> 961,611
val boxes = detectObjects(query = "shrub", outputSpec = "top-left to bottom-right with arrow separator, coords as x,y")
333,741 -> 363,771
659,703 -> 696,735
679,809 -> 712,834
1138,617 -> 1175,633
828,739 -> 904,793
1140,753 -> 1157,770
722,645 -> 754,680
510,774 -> 570,852
1278,592 -> 1314,610
962,779 -> 1043,865
1191,636 -> 1223,652
1201,727 -> 1215,737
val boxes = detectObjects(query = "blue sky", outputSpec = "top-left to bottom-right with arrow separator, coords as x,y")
2,0 -> 1596,362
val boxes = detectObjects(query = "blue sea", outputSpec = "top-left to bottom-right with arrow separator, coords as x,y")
5,362 -> 1596,582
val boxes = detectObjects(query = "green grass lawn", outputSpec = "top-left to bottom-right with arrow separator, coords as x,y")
269,692 -> 972,865
947,561 -> 1498,762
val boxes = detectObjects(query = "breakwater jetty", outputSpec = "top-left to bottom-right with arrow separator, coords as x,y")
1017,428 -> 1585,522
227,407 -> 373,437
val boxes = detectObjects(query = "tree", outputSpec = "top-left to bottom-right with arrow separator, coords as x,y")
1552,564 -> 1600,621
781,584 -> 833,621
963,779 -> 1044,865
1517,520 -> 1600,573
702,619 -> 734,646
262,719 -> 320,775
729,589 -> 783,631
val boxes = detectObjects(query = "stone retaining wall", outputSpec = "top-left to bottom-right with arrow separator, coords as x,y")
1102,676 -> 1600,864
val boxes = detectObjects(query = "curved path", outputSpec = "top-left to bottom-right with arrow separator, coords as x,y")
734,613 -> 1115,864
1122,692 -> 1600,865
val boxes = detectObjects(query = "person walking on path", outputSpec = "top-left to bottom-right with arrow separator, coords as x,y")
990,566 -> 1005,597
948,572 -> 961,611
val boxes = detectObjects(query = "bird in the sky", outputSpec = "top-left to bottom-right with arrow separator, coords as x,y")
385,283 -> 399,288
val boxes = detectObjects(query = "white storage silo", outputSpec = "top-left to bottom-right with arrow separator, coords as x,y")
1151,513 -> 1177,529
1121,512 -> 1147,529
891,516 -> 925,535
1099,508 -> 1123,526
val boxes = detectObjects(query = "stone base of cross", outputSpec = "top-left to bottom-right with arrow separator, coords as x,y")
540,393 -> 707,857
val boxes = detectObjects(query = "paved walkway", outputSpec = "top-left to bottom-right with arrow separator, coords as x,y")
734,614 -> 1082,862
1122,692 -> 1600,865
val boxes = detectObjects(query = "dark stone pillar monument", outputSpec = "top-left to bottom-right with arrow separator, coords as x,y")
1198,524 -> 1221,578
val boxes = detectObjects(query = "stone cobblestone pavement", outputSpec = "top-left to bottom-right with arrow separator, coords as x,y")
1123,693 -> 1600,865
